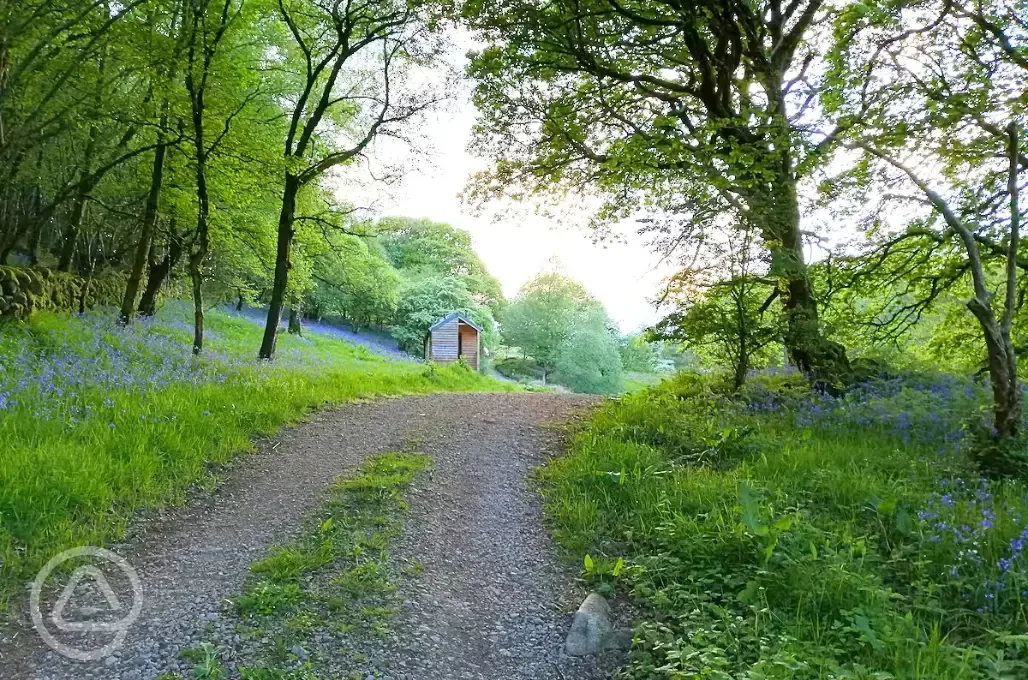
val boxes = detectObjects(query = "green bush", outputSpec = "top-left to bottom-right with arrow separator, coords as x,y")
495,356 -> 543,381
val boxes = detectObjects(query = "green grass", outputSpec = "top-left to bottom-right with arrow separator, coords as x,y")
622,371 -> 664,394
0,305 -> 510,603
541,372 -> 1028,678
186,451 -> 430,679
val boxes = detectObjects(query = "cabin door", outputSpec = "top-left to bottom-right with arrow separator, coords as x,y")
457,327 -> 463,358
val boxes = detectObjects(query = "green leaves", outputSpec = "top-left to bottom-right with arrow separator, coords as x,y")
739,481 -> 768,537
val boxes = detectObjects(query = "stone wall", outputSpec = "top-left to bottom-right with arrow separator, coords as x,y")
0,266 -> 125,320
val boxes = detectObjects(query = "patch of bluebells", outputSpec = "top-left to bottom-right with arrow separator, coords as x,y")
228,304 -> 411,361
0,302 -> 377,423
918,477 -> 1028,614
744,371 -> 988,451
743,370 -> 1028,615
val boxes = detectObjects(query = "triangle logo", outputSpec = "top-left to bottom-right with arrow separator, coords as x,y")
51,565 -> 124,633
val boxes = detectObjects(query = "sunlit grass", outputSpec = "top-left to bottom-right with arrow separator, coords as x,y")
0,304 -> 511,603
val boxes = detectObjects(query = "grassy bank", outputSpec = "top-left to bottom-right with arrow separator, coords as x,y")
0,304 -> 510,602
542,371 -> 1028,678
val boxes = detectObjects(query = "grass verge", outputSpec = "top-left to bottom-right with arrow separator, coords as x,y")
541,371 -> 1028,678
0,303 -> 508,603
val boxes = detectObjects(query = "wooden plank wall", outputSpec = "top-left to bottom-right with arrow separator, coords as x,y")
430,318 -> 460,363
459,324 -> 479,370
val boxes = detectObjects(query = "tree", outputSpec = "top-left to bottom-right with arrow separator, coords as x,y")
554,323 -> 625,394
462,0 -> 857,382
182,0 -> 234,353
1,0 -> 173,272
392,275 -> 496,357
377,216 -> 504,314
619,333 -> 658,373
501,272 -> 601,382
653,227 -> 782,389
829,0 -> 1027,455
119,1 -> 189,323
309,231 -> 401,330
257,0 -> 446,360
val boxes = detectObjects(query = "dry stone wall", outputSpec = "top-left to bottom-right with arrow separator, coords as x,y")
0,266 -> 124,320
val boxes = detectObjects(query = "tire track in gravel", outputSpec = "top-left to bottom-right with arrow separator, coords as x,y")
3,392 -> 609,680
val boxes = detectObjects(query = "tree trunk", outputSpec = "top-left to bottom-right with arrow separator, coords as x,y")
733,336 -> 748,391
57,192 -> 88,272
757,164 -> 848,387
121,130 -> 169,323
259,173 -> 301,360
288,305 -> 302,335
57,65 -> 102,273
189,252 -> 204,355
188,174 -> 209,354
235,292 -> 243,312
138,219 -> 182,316
968,123 -> 1023,449
968,299 -> 1020,444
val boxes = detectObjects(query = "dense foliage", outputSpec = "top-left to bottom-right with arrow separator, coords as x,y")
463,0 -> 1028,459
497,271 -> 657,394
0,0 -> 458,360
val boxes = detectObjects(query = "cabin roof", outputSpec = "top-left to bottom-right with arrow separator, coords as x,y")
428,312 -> 483,333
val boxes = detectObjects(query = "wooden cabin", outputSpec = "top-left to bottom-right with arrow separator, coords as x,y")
424,312 -> 482,370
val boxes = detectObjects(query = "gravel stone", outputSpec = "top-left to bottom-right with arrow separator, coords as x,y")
2,393 -> 617,680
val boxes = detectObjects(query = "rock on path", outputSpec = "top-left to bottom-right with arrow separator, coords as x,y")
3,393 -> 609,680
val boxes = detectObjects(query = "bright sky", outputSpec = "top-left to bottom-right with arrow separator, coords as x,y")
365,84 -> 673,333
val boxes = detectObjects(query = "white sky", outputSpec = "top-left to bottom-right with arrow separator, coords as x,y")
366,82 -> 674,333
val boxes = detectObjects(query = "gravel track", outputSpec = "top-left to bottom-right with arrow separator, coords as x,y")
3,392 -> 609,680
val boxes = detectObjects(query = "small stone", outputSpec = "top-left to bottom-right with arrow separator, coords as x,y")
565,592 -> 613,656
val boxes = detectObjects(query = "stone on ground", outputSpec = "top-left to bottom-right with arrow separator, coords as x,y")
565,593 -> 615,656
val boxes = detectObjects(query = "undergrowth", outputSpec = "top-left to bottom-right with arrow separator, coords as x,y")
0,303 -> 508,603
541,371 -> 1028,679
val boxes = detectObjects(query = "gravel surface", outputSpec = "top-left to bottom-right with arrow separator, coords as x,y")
3,393 -> 613,680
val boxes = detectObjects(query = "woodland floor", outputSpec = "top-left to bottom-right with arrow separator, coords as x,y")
2,393 -> 613,680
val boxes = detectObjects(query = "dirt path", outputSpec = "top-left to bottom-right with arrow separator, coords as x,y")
4,393 -> 608,680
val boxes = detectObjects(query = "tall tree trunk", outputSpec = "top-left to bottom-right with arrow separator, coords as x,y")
138,219 -> 182,316
189,251 -> 204,354
57,192 -> 88,272
288,304 -> 302,335
57,53 -> 104,273
755,144 -> 848,387
979,123 -> 1024,446
956,124 -> 1021,474
121,126 -> 169,323
259,173 -> 301,360
188,160 -> 210,354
